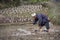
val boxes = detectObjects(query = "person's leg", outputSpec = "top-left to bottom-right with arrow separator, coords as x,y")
45,22 -> 50,32
38,24 -> 43,32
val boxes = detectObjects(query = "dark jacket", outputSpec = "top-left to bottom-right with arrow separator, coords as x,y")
33,13 -> 49,26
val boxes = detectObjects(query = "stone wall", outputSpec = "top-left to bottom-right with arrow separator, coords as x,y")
0,5 -> 42,14
0,5 -> 48,23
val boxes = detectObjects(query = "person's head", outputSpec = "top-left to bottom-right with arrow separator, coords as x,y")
31,13 -> 36,18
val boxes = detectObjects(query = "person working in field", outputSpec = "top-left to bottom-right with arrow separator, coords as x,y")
31,13 -> 50,32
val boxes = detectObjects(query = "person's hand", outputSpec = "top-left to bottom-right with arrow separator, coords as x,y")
39,29 -> 43,32
38,26 -> 43,32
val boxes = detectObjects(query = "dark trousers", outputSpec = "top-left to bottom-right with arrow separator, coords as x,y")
39,21 -> 50,30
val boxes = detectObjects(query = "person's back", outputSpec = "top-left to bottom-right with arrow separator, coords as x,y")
36,13 -> 48,24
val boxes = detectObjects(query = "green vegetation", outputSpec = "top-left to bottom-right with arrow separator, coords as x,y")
0,0 -> 48,9
48,7 -> 60,25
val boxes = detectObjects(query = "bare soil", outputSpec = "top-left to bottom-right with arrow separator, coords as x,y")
0,24 -> 60,40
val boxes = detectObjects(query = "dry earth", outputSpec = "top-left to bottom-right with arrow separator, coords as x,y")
0,23 -> 60,40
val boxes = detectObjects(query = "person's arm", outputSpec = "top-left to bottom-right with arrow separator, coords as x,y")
38,16 -> 42,26
33,18 -> 38,25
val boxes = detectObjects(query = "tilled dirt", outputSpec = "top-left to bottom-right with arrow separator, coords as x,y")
0,24 -> 60,40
